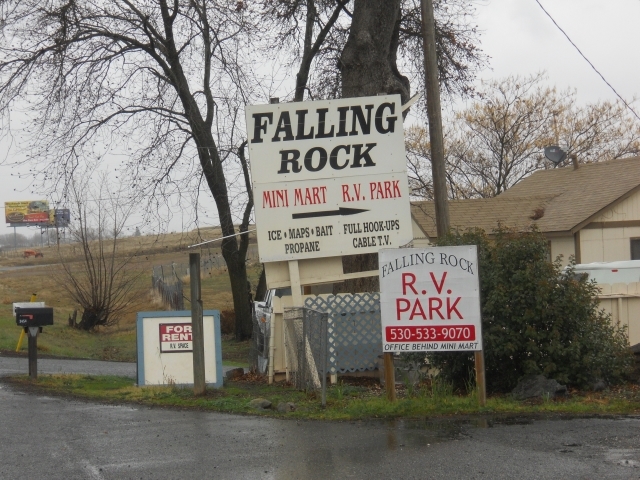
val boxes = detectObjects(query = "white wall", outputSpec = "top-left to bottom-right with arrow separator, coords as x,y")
579,189 -> 640,263
411,218 -> 431,247
580,226 -> 640,263
549,236 -> 575,267
592,191 -> 640,222
598,283 -> 640,347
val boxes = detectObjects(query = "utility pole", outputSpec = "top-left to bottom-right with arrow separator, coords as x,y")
422,0 -> 487,406
421,0 -> 450,236
190,253 -> 206,395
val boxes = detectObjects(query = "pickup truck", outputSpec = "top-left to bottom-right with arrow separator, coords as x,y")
253,288 -> 291,374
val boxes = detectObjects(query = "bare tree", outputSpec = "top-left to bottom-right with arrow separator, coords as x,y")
406,123 -> 474,200
56,176 -> 142,331
0,1 -> 257,339
0,233 -> 29,247
258,0 -> 486,103
453,74 -> 562,197
331,0 -> 408,293
407,74 -> 640,199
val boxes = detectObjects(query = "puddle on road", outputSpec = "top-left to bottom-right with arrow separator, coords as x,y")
371,415 -> 536,450
374,414 -> 639,451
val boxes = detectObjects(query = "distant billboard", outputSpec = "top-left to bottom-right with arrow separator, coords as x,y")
5,200 -> 50,226
49,208 -> 70,227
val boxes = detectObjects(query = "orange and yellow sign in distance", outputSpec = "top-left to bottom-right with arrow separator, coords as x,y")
4,200 -> 50,225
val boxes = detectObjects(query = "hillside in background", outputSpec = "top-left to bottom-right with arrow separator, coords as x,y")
0,226 -> 260,362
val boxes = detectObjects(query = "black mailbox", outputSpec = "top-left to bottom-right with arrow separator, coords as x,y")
15,307 -> 54,327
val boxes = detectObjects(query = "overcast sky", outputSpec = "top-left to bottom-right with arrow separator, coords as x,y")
2,0 -> 640,238
474,0 -> 640,104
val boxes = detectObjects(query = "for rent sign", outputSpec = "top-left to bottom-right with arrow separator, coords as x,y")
379,246 -> 482,353
245,95 -> 413,262
159,323 -> 193,353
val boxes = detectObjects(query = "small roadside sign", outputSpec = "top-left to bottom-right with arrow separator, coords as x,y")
159,323 -> 193,353
379,246 -> 483,353
137,311 -> 222,387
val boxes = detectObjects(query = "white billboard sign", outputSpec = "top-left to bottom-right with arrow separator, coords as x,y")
246,94 -> 413,262
379,246 -> 483,353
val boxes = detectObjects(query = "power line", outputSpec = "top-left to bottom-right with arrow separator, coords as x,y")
534,0 -> 640,122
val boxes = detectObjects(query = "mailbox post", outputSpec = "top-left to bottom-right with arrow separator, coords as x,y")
15,307 -> 53,380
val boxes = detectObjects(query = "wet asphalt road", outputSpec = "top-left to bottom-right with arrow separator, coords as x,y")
1,356 -> 640,479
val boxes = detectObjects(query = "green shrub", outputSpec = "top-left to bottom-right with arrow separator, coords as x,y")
423,226 -> 633,393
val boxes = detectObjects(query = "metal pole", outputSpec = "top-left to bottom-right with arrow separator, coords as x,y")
421,0 -> 450,237
27,327 -> 38,380
190,253 -> 206,395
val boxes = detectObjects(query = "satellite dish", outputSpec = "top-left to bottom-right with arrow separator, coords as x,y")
544,145 -> 567,165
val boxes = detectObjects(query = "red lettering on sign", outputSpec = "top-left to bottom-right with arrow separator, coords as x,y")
396,298 -> 410,320
402,272 -> 417,295
294,186 -> 327,206
395,296 -> 464,321
447,297 -> 463,319
429,297 -> 444,319
263,189 -> 289,208
429,271 -> 447,294
369,180 -> 402,199
354,183 -> 361,200
409,299 -> 427,320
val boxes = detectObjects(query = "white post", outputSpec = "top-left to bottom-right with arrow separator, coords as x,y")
287,260 -> 320,388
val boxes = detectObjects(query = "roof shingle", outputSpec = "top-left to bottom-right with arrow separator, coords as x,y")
412,156 -> 640,238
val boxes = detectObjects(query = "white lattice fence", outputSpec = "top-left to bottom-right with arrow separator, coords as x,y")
304,293 -> 382,374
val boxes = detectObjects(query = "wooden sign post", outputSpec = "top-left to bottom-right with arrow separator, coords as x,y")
384,352 -> 396,402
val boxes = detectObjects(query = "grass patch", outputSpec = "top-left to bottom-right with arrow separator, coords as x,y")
0,307 -> 137,362
5,374 -> 640,421
220,336 -> 251,367
1,310 -> 250,365
0,241 -> 259,365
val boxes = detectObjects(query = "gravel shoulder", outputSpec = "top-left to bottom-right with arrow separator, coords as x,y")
0,354 -> 242,378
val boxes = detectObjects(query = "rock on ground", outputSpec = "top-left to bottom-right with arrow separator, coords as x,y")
249,398 -> 272,410
277,402 -> 296,413
225,368 -> 244,380
512,374 -> 567,400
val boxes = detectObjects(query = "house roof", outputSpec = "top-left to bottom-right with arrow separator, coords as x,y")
412,156 -> 640,238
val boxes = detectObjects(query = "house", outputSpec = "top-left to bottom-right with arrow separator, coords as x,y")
411,156 -> 640,266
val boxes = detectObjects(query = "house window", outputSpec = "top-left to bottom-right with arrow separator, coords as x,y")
631,239 -> 640,260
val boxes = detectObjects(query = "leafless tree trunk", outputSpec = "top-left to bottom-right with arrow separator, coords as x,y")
334,0 -> 410,293
259,0 -> 485,103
